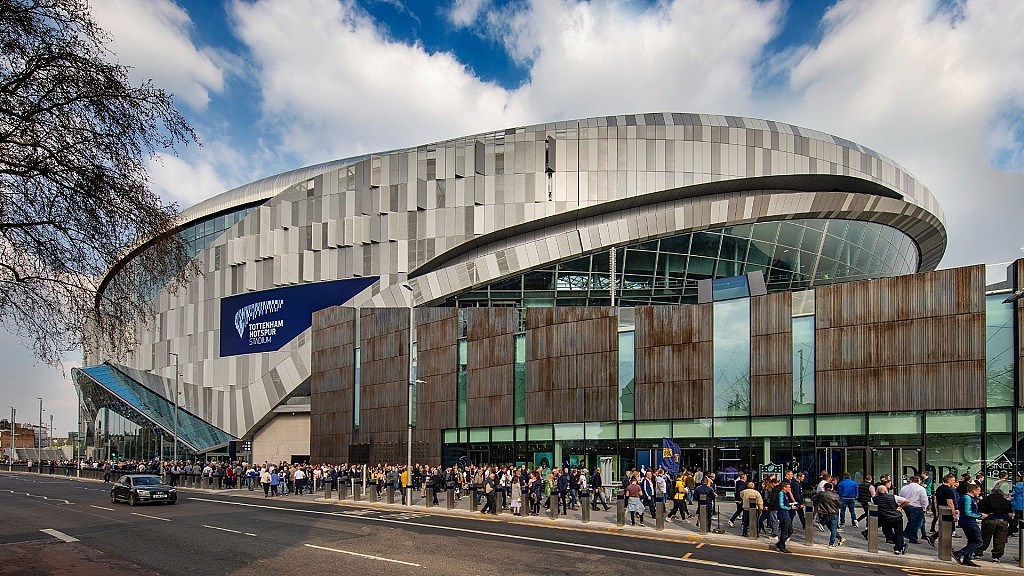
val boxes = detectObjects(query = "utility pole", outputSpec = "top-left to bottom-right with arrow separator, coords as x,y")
48,414 -> 53,449
36,397 -> 42,455
6,407 -> 14,461
168,352 -> 179,465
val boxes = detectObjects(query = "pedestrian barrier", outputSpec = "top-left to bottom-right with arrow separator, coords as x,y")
580,493 -> 590,523
386,485 -> 395,504
424,478 -> 433,509
655,496 -> 665,531
697,492 -> 710,535
746,496 -> 758,540
446,484 -> 455,510
549,494 -> 558,520
339,480 -> 349,500
352,478 -> 362,501
866,503 -> 879,553
803,499 -> 814,547
936,505 -> 953,561
615,491 -> 625,527
469,486 -> 479,512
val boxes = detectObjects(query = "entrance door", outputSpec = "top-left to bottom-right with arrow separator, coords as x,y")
871,447 -> 922,491
679,448 -> 710,474
469,449 -> 489,467
817,447 -> 867,483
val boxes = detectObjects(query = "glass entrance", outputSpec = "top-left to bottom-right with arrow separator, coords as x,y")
636,448 -> 708,474
816,447 -> 867,483
871,447 -> 922,491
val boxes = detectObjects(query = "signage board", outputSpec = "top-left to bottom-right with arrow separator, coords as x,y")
219,277 -> 377,357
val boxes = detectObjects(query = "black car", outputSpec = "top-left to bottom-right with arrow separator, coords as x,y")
110,474 -> 177,506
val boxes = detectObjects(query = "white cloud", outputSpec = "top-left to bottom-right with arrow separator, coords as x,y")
447,0 -> 488,28
91,0 -> 225,110
147,152 -> 231,210
228,0 -> 522,163
770,0 -> 1024,267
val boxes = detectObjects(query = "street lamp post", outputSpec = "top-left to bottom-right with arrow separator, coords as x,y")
407,378 -> 425,506
35,397 -> 42,455
168,352 -> 180,466
6,407 -> 14,462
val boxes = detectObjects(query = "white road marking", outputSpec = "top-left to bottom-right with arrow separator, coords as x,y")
244,532 -> 258,537
191,498 -> 811,576
1,490 -> 71,504
130,512 -> 171,522
40,529 -> 79,543
202,524 -> 242,534
90,505 -> 115,511
304,543 -> 421,566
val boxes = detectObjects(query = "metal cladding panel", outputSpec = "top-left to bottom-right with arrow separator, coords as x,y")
750,293 -> 793,416
815,265 -> 986,413
310,306 -> 355,462
358,308 -> 410,445
466,308 -> 517,427
634,305 -> 713,419
415,308 -> 457,465
526,307 -> 617,423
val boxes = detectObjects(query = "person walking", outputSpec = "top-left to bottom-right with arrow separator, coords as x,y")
928,474 -> 960,545
625,477 -> 645,526
556,469 -> 569,515
872,485 -> 909,555
775,480 -> 797,553
590,467 -> 610,511
812,482 -> 844,547
510,472 -> 523,516
693,476 -> 716,529
668,474 -> 690,521
481,472 -> 497,515
899,475 -> 929,545
977,485 -> 1012,563
836,473 -> 859,529
1010,474 -> 1024,538
260,467 -> 271,497
738,481 -> 763,538
953,483 -> 983,567
728,472 -> 748,527
642,471 -> 657,519
856,474 -> 876,525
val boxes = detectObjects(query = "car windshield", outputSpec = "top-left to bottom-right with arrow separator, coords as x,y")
133,476 -> 162,486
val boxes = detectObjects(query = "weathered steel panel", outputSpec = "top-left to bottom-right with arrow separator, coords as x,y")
635,305 -> 714,419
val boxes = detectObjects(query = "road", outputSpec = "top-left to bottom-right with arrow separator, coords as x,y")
0,472 -> 993,575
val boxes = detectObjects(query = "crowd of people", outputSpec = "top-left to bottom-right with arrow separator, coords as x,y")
5,455 -> 1018,566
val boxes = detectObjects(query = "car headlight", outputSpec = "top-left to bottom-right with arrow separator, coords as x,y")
137,490 -> 150,496
169,488 -> 176,492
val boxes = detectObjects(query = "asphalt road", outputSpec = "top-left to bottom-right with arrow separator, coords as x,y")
0,472 -> 994,575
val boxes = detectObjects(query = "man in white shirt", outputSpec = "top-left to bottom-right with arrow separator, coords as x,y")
898,475 -> 929,545
293,467 -> 307,495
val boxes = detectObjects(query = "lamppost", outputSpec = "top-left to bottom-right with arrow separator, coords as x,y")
407,378 -> 425,506
6,406 -> 14,462
35,397 -> 42,455
168,352 -> 180,466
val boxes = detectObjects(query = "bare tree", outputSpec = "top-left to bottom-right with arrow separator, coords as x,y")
0,0 -> 198,364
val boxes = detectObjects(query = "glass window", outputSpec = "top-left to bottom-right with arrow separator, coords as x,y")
443,429 -> 458,443
635,420 -> 671,438
987,409 -> 1012,433
584,421 -> 617,440
793,415 -> 814,437
618,422 -> 634,440
714,417 -> 749,437
618,331 -> 635,420
457,339 -> 467,428
554,423 -> 584,440
926,410 -> 980,434
673,418 -> 712,438
514,334 -> 526,424
791,314 -> 815,413
817,414 -> 865,435
528,424 -> 553,441
469,428 -> 489,443
751,416 -> 791,437
986,294 -> 1014,407
713,298 -> 750,417
492,427 -> 514,442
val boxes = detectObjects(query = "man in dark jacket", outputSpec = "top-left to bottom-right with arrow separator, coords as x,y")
556,470 -> 569,515
812,482 -> 844,547
872,485 -> 909,555
590,467 -> 610,511
977,488 -> 1012,562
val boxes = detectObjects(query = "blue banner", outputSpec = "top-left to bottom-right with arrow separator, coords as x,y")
660,438 -> 681,475
219,277 -> 377,357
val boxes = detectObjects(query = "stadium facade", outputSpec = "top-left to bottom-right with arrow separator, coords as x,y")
73,113 -> 1022,488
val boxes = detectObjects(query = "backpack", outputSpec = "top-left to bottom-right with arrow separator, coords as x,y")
768,486 -> 782,511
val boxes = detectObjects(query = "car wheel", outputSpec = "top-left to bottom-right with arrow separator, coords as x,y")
110,492 -> 117,504
129,493 -> 137,506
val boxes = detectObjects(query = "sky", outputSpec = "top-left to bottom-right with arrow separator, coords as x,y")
3,0 -> 1022,439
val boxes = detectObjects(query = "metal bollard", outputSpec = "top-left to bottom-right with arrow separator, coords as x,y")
324,481 -> 333,500
804,499 -> 814,547
866,503 -> 879,553
937,505 -> 953,561
446,485 -> 455,510
580,493 -> 591,523
616,491 -> 625,527
339,480 -> 349,500
387,485 -> 395,504
353,478 -> 362,501
549,494 -> 559,520
405,487 -> 413,507
698,492 -> 710,535
470,487 -> 479,512
656,496 -> 666,531
369,482 -> 378,502
424,478 -> 433,509
747,496 -> 758,540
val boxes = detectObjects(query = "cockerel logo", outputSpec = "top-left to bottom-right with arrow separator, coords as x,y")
234,299 -> 284,338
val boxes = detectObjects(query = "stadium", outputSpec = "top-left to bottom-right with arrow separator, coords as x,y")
72,113 -> 1021,488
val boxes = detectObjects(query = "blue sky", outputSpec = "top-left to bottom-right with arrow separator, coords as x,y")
6,0 -> 1024,435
